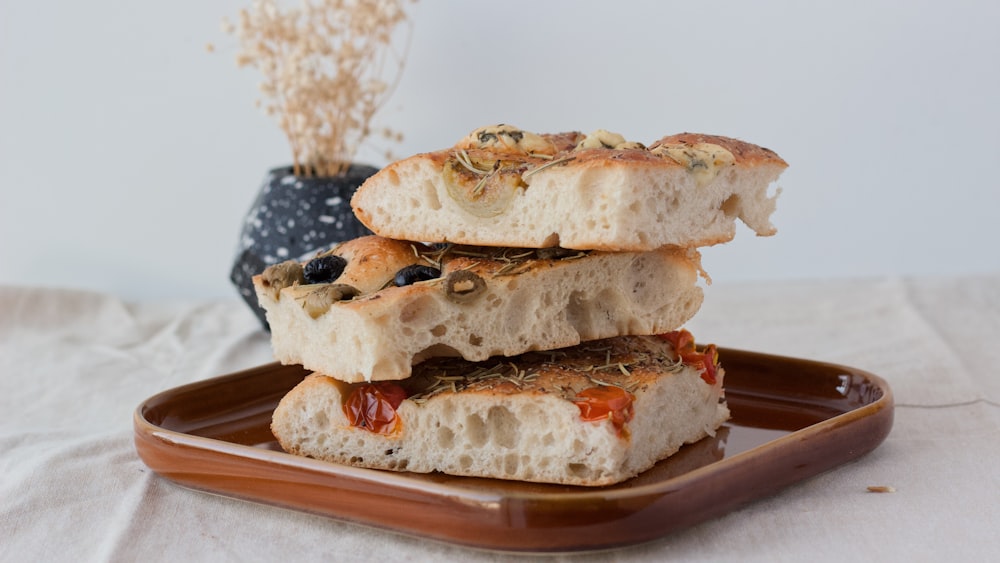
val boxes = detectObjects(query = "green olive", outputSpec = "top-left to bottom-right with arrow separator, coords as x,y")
441,158 -> 524,218
260,261 -> 305,300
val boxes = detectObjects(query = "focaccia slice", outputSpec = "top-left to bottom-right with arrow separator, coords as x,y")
253,235 -> 704,382
351,125 -> 787,251
271,332 -> 729,486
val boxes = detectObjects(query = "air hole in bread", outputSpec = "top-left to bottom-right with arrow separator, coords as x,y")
310,411 -> 329,428
486,406 -> 519,449
721,194 -> 742,218
430,324 -> 447,336
504,453 -> 519,475
566,290 -> 604,335
458,455 -> 473,470
466,414 -> 487,446
407,197 -> 420,210
469,333 -> 483,346
567,463 -> 590,479
399,294 -> 439,325
437,426 -> 455,448
540,291 -> 553,308
422,180 -> 442,210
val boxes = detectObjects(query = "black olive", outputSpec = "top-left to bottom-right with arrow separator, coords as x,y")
304,254 -> 347,284
394,264 -> 441,287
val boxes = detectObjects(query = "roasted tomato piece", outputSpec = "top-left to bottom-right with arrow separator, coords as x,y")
343,382 -> 408,434
572,385 -> 635,437
699,343 -> 719,385
658,329 -> 696,355
657,329 -> 720,385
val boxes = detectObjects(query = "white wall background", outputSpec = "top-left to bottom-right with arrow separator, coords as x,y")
2,1 -> 998,301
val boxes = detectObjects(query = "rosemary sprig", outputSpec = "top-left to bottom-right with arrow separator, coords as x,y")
471,161 -> 501,198
522,156 -> 576,179
454,149 -> 491,175
494,262 -> 530,277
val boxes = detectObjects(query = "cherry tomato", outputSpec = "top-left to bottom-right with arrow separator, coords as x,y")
343,382 -> 408,434
573,386 -> 635,437
699,344 -> 719,385
658,329 -> 696,355
657,330 -> 720,385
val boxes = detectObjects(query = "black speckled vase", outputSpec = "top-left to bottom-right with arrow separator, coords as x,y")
230,164 -> 377,329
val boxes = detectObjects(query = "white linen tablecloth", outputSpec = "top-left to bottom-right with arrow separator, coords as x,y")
2,275 -> 998,562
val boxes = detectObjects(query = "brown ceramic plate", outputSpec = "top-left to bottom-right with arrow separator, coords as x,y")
133,348 -> 893,553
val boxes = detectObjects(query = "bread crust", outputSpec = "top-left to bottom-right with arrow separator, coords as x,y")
351,126 -> 787,251
651,132 -> 787,167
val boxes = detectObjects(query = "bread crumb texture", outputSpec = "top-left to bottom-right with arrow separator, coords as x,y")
272,335 -> 730,486
254,237 -> 704,382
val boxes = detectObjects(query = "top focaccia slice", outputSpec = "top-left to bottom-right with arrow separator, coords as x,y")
351,125 -> 787,251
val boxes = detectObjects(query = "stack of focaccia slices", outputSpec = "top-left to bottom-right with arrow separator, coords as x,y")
254,124 -> 787,486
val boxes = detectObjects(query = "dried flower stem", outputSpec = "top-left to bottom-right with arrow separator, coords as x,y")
224,0 -> 415,177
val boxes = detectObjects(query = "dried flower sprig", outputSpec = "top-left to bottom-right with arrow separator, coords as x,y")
223,0 -> 415,177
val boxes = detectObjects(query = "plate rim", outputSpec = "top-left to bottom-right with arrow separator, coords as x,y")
133,347 -> 894,551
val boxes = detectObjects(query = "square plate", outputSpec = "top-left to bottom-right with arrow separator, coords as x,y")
133,347 -> 893,553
